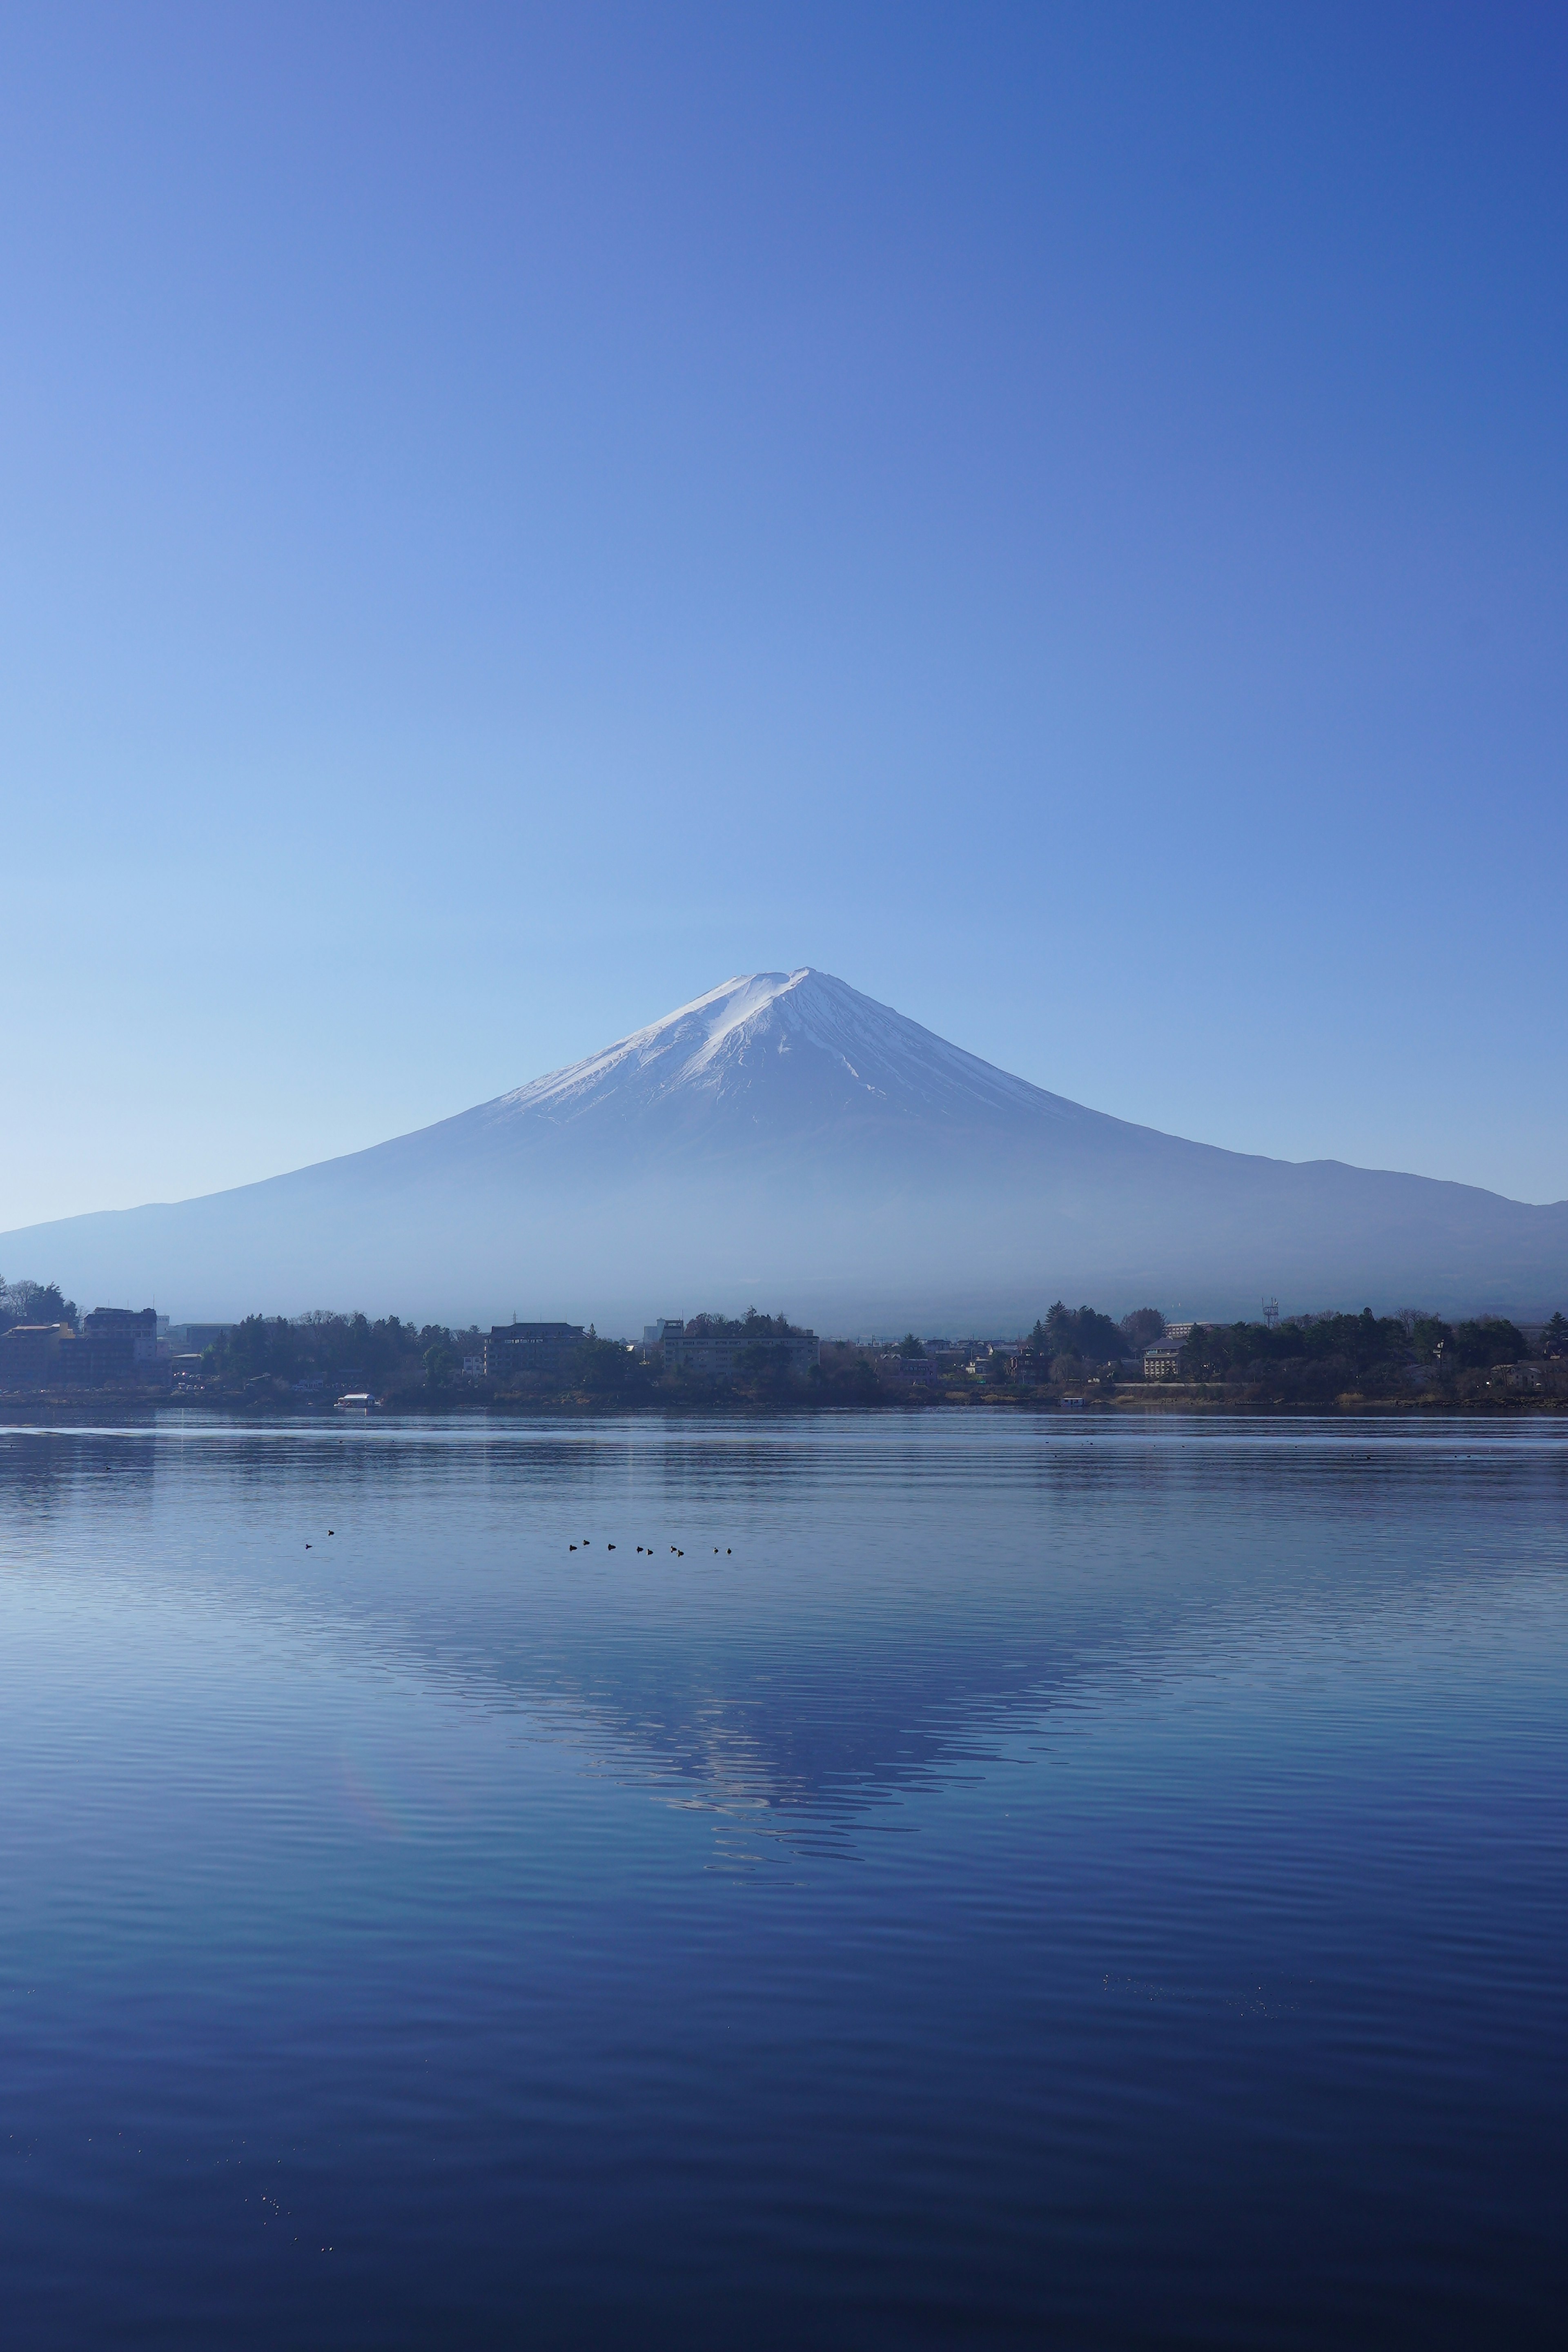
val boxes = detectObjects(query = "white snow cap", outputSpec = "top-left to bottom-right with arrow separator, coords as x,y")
494,968 -> 1069,1126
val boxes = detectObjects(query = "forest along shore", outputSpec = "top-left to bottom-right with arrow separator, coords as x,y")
2,1292 -> 1565,1416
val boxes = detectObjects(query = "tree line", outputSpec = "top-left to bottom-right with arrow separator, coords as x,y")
1181,1307 -> 1555,1379
208,1310 -> 483,1393
1005,1301 -> 1564,1380
6,1281 -> 1565,1403
0,1277 -> 78,1334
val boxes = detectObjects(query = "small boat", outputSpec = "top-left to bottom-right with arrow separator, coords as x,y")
333,1392 -> 377,1414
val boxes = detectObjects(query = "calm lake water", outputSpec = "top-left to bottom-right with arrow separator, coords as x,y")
1,1411 -> 1564,2347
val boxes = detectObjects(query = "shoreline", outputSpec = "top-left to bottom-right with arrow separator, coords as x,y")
2,1387 -> 1564,1426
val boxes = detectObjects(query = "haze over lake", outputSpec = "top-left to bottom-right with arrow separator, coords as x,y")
9,971 -> 1565,1329
3,1411 -> 1564,2348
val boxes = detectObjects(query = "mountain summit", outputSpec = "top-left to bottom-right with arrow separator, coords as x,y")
490,969 -> 1066,1134
4,970 -> 1564,1325
432,968 -> 1085,1168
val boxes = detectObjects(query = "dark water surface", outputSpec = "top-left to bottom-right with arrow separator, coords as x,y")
1,1412 -> 1564,2347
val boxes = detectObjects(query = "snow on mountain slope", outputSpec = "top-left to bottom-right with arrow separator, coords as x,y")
439,968 -> 1092,1160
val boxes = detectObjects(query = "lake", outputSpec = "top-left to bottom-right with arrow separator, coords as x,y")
1,1412 -> 1564,2347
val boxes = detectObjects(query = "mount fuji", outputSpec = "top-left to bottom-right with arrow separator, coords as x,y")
5,968 -> 1565,1328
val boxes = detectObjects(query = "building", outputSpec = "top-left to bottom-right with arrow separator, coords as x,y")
660,1317 -> 820,1381
1144,1340 -> 1184,1378
0,1322 -> 68,1384
59,1308 -> 162,1385
484,1322 -> 586,1382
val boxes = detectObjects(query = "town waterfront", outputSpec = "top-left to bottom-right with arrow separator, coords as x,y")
2,1412 -> 1564,2346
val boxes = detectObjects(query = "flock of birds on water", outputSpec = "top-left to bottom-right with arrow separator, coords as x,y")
294,1532 -> 733,1552
569,1541 -> 731,1556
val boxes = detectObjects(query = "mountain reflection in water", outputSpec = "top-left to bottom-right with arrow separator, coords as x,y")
1,1412 -> 1564,2348
3,1415 -> 1540,1838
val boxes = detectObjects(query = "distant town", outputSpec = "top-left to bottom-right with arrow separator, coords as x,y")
2,1283 -> 1565,1412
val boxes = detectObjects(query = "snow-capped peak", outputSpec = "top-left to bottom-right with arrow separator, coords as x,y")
483,968 -> 1078,1138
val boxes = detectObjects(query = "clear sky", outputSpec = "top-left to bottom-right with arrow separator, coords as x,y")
3,0 -> 1565,1233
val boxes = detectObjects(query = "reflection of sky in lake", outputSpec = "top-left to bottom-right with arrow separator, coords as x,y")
1,1414 -> 1565,2346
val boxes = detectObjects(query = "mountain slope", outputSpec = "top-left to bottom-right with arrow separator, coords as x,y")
4,969 -> 1565,1326
384,968 -> 1093,1170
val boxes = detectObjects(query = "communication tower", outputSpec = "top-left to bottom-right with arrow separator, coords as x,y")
1262,1296 -> 1279,1330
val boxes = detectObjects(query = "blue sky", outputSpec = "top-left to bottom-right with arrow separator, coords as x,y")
3,0 -> 1565,1230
